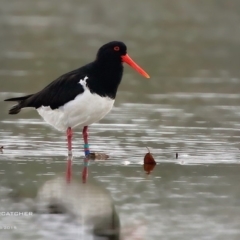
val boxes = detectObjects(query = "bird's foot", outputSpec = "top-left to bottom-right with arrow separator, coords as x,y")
85,152 -> 109,160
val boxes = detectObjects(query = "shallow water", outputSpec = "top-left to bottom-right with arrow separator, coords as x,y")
1,1 -> 240,239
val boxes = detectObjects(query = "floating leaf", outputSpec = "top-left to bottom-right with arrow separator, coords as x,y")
143,147 -> 156,174
144,147 -> 156,164
143,163 -> 156,175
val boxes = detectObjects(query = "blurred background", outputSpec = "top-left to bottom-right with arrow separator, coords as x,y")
1,0 -> 240,239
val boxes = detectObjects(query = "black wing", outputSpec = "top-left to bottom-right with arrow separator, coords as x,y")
5,67 -> 89,113
25,69 -> 87,109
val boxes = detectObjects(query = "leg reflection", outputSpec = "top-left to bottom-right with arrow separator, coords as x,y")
66,157 -> 72,183
82,157 -> 89,183
66,157 -> 89,184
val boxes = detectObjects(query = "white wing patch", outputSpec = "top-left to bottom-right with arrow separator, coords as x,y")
79,76 -> 88,89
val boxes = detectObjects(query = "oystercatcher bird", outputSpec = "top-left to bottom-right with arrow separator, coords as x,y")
5,41 -> 149,157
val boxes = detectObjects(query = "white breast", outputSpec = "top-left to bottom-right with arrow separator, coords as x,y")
37,77 -> 114,132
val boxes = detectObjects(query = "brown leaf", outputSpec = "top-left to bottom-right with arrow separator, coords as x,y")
143,163 -> 156,175
144,147 -> 156,165
143,147 -> 156,174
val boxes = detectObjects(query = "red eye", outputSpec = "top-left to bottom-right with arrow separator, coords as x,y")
114,46 -> 120,51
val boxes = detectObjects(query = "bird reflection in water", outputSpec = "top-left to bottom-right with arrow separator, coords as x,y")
36,158 -> 120,240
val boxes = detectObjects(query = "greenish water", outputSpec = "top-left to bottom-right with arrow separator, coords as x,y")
1,1 -> 240,239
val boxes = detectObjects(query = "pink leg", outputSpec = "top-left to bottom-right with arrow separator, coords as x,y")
67,127 -> 73,156
66,127 -> 73,183
82,126 -> 90,156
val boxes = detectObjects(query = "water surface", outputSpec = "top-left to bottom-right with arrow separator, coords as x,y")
1,1 -> 240,239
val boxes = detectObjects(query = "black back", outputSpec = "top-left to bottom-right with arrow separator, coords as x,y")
5,41 -> 127,111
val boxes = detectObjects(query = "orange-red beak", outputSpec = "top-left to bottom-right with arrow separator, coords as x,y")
121,54 -> 150,78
